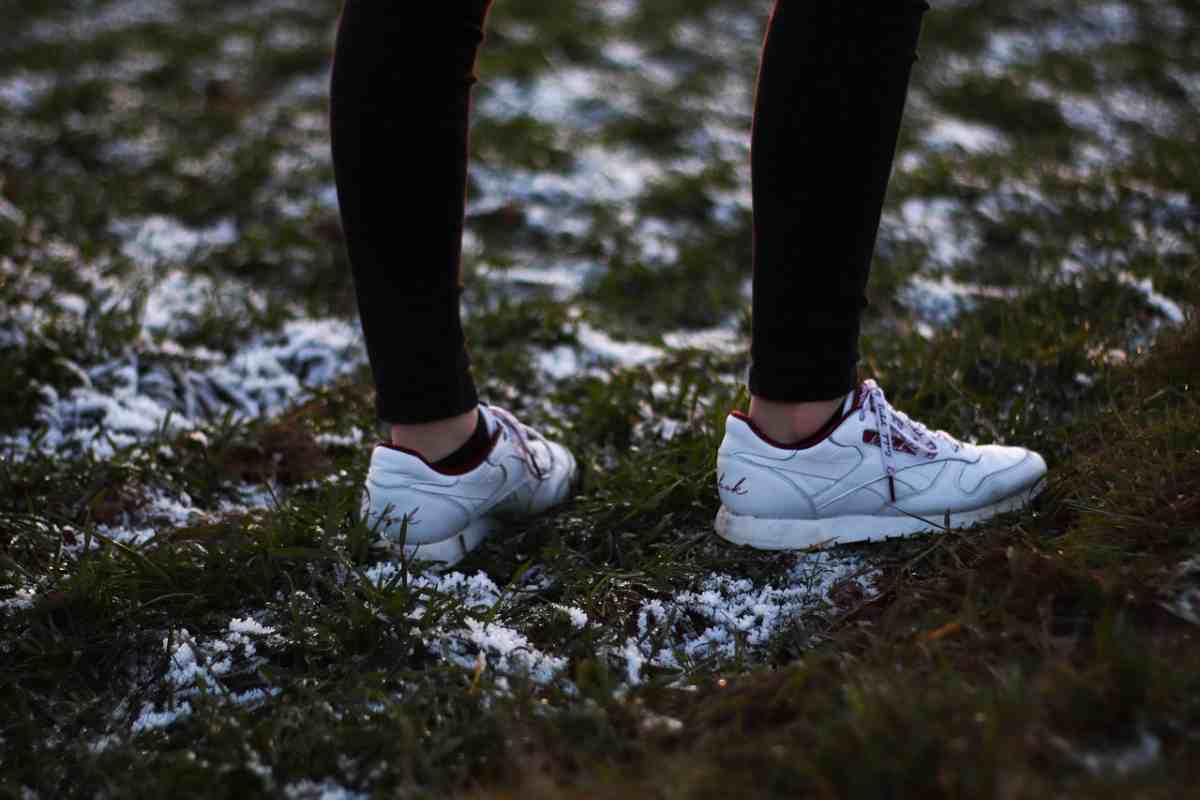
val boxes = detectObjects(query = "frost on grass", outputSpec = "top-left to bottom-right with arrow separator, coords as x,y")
0,71 -> 56,111
620,552 -> 872,685
131,618 -> 282,734
0,588 -> 37,615
899,275 -> 1020,327
89,483 -> 281,548
4,309 -> 364,461
922,115 -> 1011,155
358,552 -> 871,691
3,215 -> 367,461
113,215 -> 238,269
1050,729 -> 1163,778
532,318 -> 664,382
24,0 -> 181,43
1116,272 -> 1186,325
364,565 -> 568,687
892,197 -> 981,269
533,316 -> 746,387
552,604 -> 590,629
284,779 -> 369,800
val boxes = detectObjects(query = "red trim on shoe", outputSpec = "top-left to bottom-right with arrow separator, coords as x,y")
849,382 -> 868,412
862,428 -> 920,456
733,382 -> 866,450
731,408 -> 847,451
379,428 -> 501,476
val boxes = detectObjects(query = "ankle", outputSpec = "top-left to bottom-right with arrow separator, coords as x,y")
390,409 -> 481,463
748,394 -> 846,444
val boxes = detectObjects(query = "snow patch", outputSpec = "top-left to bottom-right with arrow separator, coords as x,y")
3,315 -> 364,462
576,322 -> 664,366
662,325 -> 743,355
132,617 -> 281,735
0,588 -> 37,614
924,116 -> 1010,154
364,566 -> 567,686
0,71 -> 55,110
1117,271 -> 1185,324
896,198 -> 980,267
899,275 -> 1019,326
619,552 -> 872,684
284,779 -> 368,800
114,216 -> 238,268
553,604 -> 589,629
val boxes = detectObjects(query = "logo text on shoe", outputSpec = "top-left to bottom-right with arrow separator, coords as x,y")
717,473 -> 748,496
863,429 -> 935,459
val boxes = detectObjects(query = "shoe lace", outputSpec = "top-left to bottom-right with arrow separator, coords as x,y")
486,405 -> 548,480
858,379 -> 961,499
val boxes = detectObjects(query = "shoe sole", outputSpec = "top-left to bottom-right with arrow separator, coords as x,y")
714,479 -> 1045,550
370,516 -> 499,569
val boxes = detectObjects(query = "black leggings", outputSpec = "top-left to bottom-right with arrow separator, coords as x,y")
331,1 -> 928,424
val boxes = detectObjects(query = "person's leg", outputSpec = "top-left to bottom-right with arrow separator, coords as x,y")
716,1 -> 1047,550
335,2 -> 580,565
747,0 -> 929,443
330,1 -> 493,460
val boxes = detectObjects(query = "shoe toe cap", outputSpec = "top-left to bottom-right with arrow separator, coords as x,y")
532,441 -> 579,511
960,445 -> 1047,500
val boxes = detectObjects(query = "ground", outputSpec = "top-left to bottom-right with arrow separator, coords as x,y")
1,0 -> 1198,797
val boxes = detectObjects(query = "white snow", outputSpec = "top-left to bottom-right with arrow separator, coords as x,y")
475,261 -> 593,297
462,618 -> 566,685
314,428 -> 366,449
620,552 -> 872,684
478,69 -> 609,127
361,552 -> 871,692
552,604 -> 589,629
131,701 -> 193,734
575,322 -> 664,366
924,116 -> 1010,154
3,315 -> 365,462
895,197 -> 981,267
899,275 -> 1020,326
229,617 -> 276,637
534,316 -> 742,382
130,617 -> 281,735
0,195 -> 25,228
140,270 -> 266,338
1053,729 -> 1163,777
1117,271 -> 1185,324
0,588 -> 37,614
984,6 -> 1139,73
27,0 -> 181,42
0,71 -> 55,111
662,325 -> 743,355
535,345 -> 586,381
362,565 -> 568,685
114,215 -> 238,268
284,779 -> 368,800
93,488 -> 204,547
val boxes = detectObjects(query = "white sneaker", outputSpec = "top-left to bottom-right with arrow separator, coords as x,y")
360,404 -> 580,567
714,380 -> 1047,549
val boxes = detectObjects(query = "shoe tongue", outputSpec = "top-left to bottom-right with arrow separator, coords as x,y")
843,385 -> 863,415
477,405 -> 496,436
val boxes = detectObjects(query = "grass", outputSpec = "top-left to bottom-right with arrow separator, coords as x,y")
1,0 -> 1198,796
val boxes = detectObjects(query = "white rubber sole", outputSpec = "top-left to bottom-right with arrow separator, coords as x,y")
714,481 -> 1045,551
370,516 -> 498,568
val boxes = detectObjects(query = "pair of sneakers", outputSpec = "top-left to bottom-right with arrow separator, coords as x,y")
360,380 -> 1047,566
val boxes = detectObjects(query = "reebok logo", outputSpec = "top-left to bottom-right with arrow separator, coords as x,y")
718,473 -> 748,496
